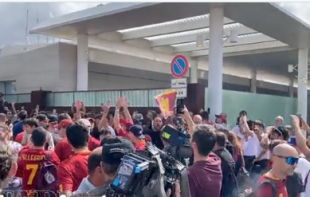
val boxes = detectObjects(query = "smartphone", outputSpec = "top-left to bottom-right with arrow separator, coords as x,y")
298,114 -> 302,127
21,106 -> 24,110
52,109 -> 57,114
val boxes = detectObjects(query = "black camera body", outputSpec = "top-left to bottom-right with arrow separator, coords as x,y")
107,143 -> 186,197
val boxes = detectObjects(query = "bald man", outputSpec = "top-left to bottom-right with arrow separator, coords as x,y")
193,115 -> 202,125
254,144 -> 299,197
73,147 -> 105,194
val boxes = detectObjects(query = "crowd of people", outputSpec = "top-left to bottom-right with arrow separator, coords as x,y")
0,93 -> 310,197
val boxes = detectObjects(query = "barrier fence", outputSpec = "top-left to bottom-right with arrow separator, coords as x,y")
46,89 -> 169,107
5,89 -> 298,126
5,93 -> 31,103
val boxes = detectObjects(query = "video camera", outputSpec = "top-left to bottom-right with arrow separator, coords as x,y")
106,143 -> 187,197
161,125 -> 193,160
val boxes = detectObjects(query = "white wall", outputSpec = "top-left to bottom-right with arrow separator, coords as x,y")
0,43 -> 60,93
0,42 -> 297,94
89,72 -> 170,90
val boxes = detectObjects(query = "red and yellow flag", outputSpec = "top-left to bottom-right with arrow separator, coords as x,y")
155,90 -> 177,117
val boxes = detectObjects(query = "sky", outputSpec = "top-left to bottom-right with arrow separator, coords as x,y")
0,2 -> 310,48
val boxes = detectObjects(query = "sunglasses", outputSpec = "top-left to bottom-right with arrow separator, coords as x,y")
274,154 -> 299,165
274,126 -> 284,136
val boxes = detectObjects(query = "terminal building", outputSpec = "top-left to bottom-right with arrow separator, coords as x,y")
0,3 -> 309,125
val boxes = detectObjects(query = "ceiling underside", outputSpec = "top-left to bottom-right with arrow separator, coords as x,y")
30,2 -> 310,61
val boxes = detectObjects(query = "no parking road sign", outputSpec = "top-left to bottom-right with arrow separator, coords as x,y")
170,55 -> 189,78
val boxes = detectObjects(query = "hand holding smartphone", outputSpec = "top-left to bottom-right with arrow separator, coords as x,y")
297,114 -> 302,127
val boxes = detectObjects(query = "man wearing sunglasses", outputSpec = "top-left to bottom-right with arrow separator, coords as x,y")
255,143 -> 299,197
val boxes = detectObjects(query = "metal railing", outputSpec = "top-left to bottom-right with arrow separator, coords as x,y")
5,93 -> 31,103
46,89 -> 170,107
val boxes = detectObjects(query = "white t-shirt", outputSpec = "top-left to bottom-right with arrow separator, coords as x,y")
232,125 -> 247,149
243,133 -> 260,157
295,157 -> 310,197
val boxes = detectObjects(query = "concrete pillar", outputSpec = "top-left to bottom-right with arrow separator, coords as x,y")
250,69 -> 257,93
297,48 -> 308,120
289,78 -> 294,98
77,34 -> 89,91
190,60 -> 198,83
207,6 -> 224,119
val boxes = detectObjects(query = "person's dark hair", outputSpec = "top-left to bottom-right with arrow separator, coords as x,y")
23,118 -> 38,128
0,143 -> 13,183
200,111 -> 209,121
192,125 -> 216,156
31,127 -> 47,147
254,119 -> 265,129
215,132 -> 227,147
18,110 -> 28,121
88,149 -> 102,175
269,139 -> 285,152
273,126 -> 290,141
66,121 -> 89,149
57,113 -> 71,124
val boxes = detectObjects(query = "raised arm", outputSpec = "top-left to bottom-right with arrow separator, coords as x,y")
97,100 -> 111,130
113,98 -> 122,131
183,105 -> 195,135
122,98 -> 133,122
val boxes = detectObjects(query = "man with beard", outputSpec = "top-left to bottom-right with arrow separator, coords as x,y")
143,116 -> 164,149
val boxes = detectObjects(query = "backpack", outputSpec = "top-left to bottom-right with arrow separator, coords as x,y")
34,151 -> 59,194
246,179 -> 277,197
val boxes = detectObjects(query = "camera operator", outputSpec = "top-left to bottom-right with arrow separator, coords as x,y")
86,137 -> 176,197
86,137 -> 134,196
161,116 -> 191,166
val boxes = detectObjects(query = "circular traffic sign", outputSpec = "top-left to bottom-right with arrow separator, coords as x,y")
170,55 -> 189,78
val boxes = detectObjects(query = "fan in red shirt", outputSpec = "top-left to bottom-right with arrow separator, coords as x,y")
54,119 -> 74,161
253,143 -> 298,197
16,127 -> 60,197
58,121 -> 92,196
55,119 -> 100,162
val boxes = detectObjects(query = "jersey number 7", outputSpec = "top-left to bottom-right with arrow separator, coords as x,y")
26,164 -> 39,185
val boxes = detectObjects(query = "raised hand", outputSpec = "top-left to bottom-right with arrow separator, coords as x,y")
290,114 -> 300,129
122,97 -> 129,107
75,100 -> 83,110
116,97 -> 122,109
102,100 -> 111,112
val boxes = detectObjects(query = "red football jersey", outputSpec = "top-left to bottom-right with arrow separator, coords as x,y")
58,151 -> 91,192
55,137 -> 99,162
16,148 -> 60,195
255,172 -> 288,197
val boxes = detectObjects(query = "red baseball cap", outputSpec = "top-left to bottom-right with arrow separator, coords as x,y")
58,119 -> 73,130
215,113 -> 227,123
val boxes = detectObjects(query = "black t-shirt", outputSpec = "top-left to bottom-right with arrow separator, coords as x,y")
213,148 -> 237,197
286,171 -> 304,197
143,128 -> 164,150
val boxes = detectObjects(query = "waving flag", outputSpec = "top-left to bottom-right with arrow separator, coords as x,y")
155,90 -> 177,117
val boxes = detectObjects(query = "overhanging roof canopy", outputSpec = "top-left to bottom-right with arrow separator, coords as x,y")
30,2 -> 310,60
